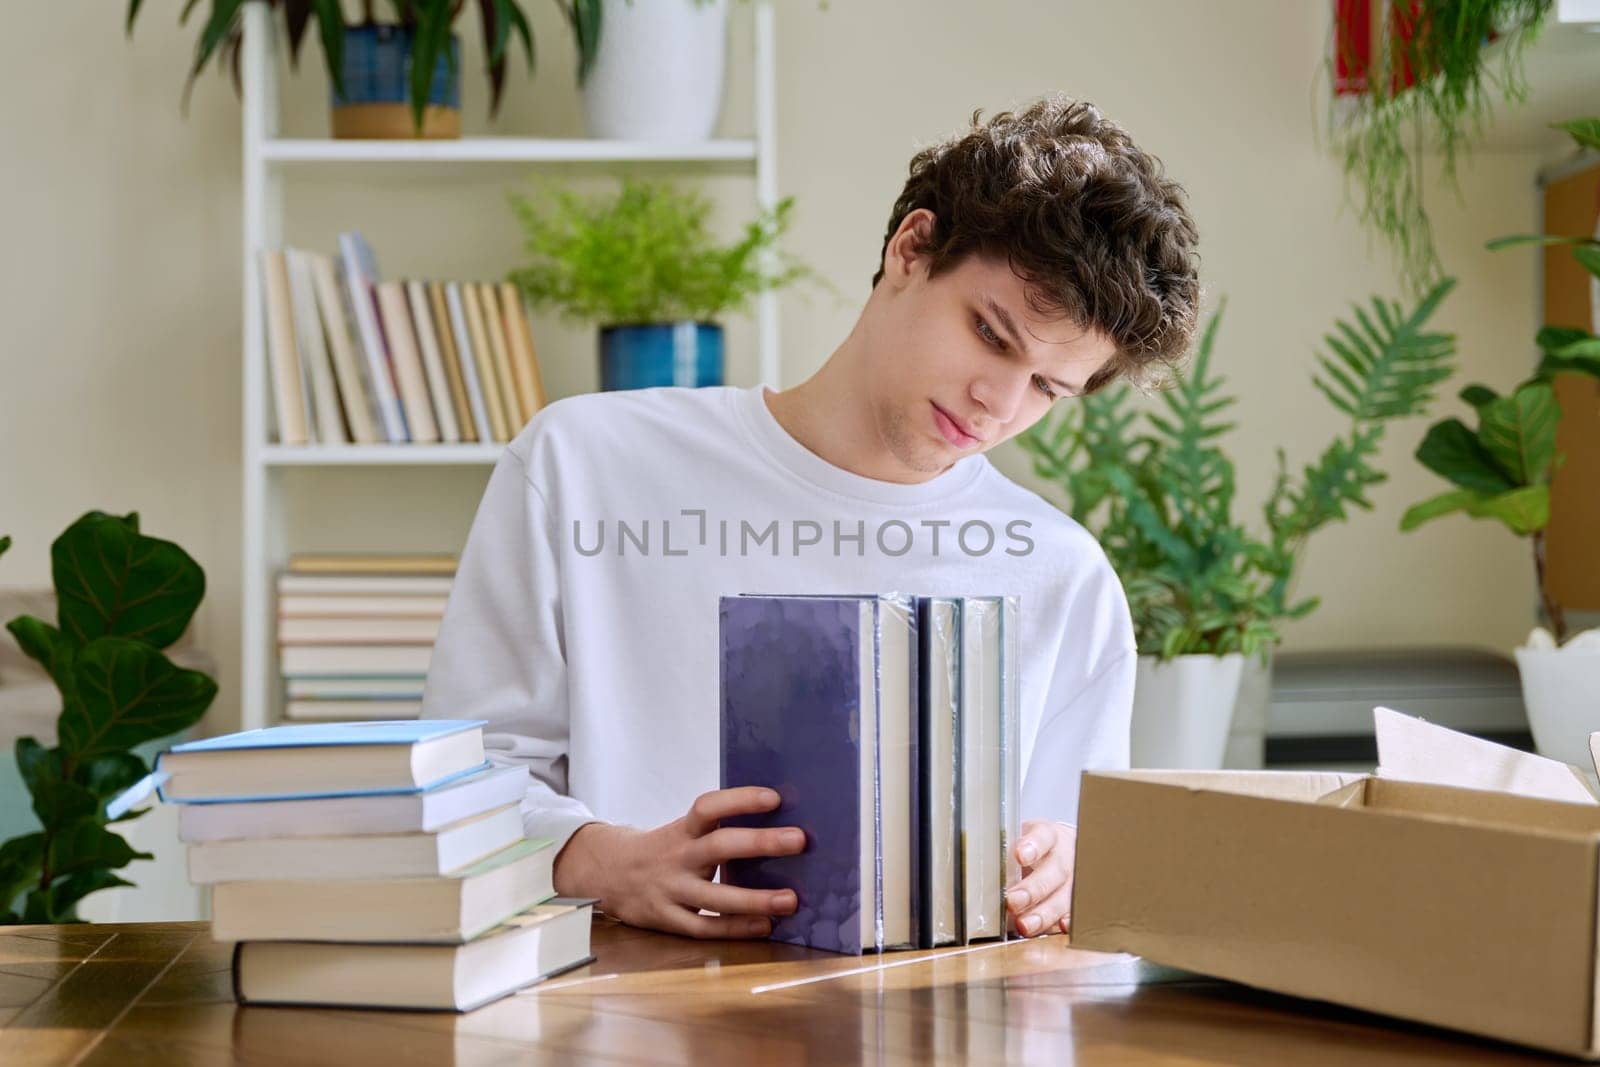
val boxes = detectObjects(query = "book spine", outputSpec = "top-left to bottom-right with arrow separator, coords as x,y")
259,248 -> 310,446
338,232 -> 408,443
407,280 -> 460,444
461,283 -> 511,443
309,252 -> 381,444
375,282 -> 440,443
445,283 -> 496,445
478,284 -> 524,435
428,281 -> 477,442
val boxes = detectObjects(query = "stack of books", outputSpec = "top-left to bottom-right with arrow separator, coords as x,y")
159,719 -> 596,1010
259,231 -> 546,447
277,553 -> 456,721
719,593 -> 1021,955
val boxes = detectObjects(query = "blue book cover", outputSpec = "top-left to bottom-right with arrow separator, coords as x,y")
720,595 -> 879,955
167,720 -> 485,754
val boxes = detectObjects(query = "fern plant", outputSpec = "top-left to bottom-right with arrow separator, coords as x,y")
1020,280 -> 1457,661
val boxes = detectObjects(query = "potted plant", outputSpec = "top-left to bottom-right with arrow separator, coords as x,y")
0,512 -> 216,923
1403,138 -> 1600,765
1327,0 -> 1551,293
579,0 -> 730,141
508,177 -> 815,390
1020,282 -> 1456,768
125,0 -> 570,138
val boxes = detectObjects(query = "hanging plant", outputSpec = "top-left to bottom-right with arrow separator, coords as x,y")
1327,0 -> 1551,293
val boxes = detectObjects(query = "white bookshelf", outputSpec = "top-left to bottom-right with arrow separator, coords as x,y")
239,1 -> 782,731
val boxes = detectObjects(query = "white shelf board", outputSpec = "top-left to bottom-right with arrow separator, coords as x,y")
261,443 -> 504,466
261,137 -> 759,165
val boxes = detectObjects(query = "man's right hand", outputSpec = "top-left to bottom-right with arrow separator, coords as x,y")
551,786 -> 805,939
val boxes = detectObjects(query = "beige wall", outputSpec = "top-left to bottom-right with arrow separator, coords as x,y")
1,2 -> 1549,733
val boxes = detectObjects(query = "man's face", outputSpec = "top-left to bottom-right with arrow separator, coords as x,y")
863,216 -> 1120,476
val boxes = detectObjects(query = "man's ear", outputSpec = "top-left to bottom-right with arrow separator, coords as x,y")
882,208 -> 937,289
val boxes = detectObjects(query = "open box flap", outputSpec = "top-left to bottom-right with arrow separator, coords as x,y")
1374,706 -> 1600,806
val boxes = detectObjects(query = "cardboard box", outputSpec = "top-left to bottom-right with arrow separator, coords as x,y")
1071,707 -> 1600,1059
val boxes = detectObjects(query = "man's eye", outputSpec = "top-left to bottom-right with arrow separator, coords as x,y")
1032,375 -> 1058,400
976,318 -> 1005,349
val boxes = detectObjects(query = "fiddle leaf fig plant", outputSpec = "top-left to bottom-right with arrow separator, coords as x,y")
0,512 -> 217,924
1021,280 -> 1456,660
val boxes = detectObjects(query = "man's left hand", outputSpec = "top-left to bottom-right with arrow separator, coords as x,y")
1004,820 -> 1076,937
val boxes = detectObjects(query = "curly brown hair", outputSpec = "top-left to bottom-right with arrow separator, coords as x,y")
873,95 -> 1201,393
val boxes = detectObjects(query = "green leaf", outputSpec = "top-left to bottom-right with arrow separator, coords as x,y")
1485,233 -> 1600,252
36,870 -> 136,923
0,534 -> 10,559
0,834 -> 44,916
1537,326 -> 1592,354
1574,245 -> 1600,284
52,510 -> 206,649
1310,280 -> 1456,423
78,753 -> 150,803
15,737 -> 60,795
1466,484 -> 1550,536
57,638 -> 216,763
46,820 -> 148,880
1414,419 -> 1516,494
1479,383 -> 1559,485
1554,118 -> 1600,152
1459,384 -> 1498,410
311,0 -> 346,100
4,616 -> 78,704
30,780 -> 100,828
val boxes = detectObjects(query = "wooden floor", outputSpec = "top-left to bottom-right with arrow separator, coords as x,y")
0,918 -> 1563,1065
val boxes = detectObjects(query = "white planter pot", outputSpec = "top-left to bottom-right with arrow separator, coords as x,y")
1515,643 -> 1600,769
581,0 -> 729,142
1131,653 -> 1246,770
1223,650 -> 1273,770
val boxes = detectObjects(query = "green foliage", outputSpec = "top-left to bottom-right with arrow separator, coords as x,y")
1021,281 -> 1457,661
508,178 -> 818,326
0,512 -> 216,924
125,0 -> 557,134
1328,0 -> 1551,294
1404,182 -> 1600,642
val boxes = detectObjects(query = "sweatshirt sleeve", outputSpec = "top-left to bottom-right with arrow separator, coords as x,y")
1020,551 -> 1137,827
421,448 -> 598,851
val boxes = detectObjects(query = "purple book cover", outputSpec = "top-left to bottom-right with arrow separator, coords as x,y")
720,595 -> 873,955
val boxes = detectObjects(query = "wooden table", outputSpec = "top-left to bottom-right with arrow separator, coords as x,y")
0,919 -> 1562,1065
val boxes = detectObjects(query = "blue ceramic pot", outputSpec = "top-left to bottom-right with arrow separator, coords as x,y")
331,25 -> 461,138
600,322 -> 725,391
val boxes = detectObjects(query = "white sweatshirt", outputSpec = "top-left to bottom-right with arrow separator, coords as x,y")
422,384 -> 1136,852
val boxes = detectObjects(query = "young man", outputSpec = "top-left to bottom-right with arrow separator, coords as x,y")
422,95 -> 1200,942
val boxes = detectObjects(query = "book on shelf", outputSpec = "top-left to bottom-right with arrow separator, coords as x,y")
338,231 -> 409,443
279,643 -> 434,678
958,596 -> 1021,944
719,593 -> 917,955
285,248 -> 349,445
277,573 -> 455,596
407,279 -> 462,444
211,835 -> 554,943
277,615 -> 442,644
232,898 -> 597,1011
307,250 -> 382,444
427,281 -> 478,443
258,248 -> 309,446
457,280 -> 511,443
154,720 -> 487,802
375,280 -> 441,443
475,282 -> 524,437
499,281 -> 547,420
284,677 -> 426,700
448,281 -> 502,444
286,553 -> 457,574
187,802 -> 523,883
285,697 -> 424,720
278,593 -> 450,617
179,763 -> 528,842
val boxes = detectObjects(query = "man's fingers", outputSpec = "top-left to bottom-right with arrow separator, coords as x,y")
1014,820 -> 1067,870
690,825 -> 806,866
662,907 -> 774,941
1015,887 -> 1072,938
684,787 -> 781,837
679,878 -> 798,919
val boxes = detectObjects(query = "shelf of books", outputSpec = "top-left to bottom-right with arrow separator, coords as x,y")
238,1 -> 780,730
